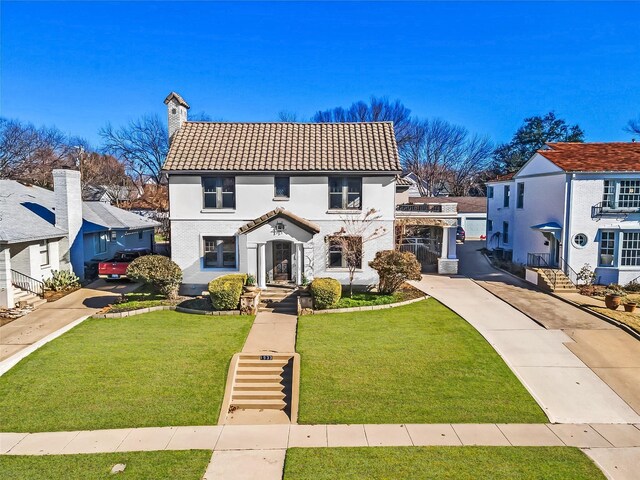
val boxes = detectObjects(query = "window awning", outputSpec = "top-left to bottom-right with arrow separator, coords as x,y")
530,222 -> 562,241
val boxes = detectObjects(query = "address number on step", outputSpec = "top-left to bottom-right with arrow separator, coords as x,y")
260,355 -> 273,361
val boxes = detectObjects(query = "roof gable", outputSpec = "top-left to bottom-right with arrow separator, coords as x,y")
238,207 -> 320,235
163,121 -> 401,173
515,153 -> 564,177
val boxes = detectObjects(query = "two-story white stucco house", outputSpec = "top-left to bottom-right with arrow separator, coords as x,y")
162,93 -> 400,294
486,142 -> 640,286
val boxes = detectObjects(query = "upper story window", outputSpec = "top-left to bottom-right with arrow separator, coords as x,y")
602,179 -> 640,210
203,177 -> 235,209
487,186 -> 494,198
503,185 -> 510,208
516,183 -> 525,209
274,176 -> 290,199
329,177 -> 362,210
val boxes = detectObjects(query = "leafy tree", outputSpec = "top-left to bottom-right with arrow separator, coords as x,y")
312,96 -> 415,149
493,112 -> 584,173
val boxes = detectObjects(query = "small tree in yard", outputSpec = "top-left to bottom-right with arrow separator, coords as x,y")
126,255 -> 182,300
369,250 -> 422,294
331,208 -> 387,298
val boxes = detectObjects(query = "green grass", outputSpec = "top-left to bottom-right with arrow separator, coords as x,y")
333,291 -> 401,308
283,447 -> 605,480
0,311 -> 252,432
0,450 -> 211,480
297,299 -> 546,424
108,287 -> 175,312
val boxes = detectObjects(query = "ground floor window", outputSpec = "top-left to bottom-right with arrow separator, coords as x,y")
94,233 -> 107,254
599,231 -> 615,266
39,240 -> 50,267
203,236 -> 236,268
327,236 -> 362,269
621,231 -> 640,266
502,222 -> 509,244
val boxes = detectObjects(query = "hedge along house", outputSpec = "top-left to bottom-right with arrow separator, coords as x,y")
162,92 -> 400,293
0,170 -> 158,309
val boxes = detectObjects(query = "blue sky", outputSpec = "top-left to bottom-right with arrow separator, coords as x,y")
2,1 -> 639,146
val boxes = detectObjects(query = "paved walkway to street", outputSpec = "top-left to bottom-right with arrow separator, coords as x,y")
411,272 -> 640,424
242,311 -> 297,353
452,241 -> 640,416
0,280 -> 138,362
2,423 -> 640,480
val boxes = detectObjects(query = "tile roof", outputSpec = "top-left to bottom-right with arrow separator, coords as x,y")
395,176 -> 412,187
409,196 -> 487,214
164,121 -> 401,173
538,142 -> 640,172
237,207 -> 320,235
488,172 -> 516,182
0,180 -> 158,244
164,92 -> 190,108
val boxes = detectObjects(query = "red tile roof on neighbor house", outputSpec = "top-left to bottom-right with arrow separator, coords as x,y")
489,172 -> 516,182
538,142 -> 640,172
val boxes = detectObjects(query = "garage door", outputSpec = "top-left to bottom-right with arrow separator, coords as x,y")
464,218 -> 486,238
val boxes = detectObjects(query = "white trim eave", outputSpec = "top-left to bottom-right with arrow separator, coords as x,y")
163,169 -> 402,176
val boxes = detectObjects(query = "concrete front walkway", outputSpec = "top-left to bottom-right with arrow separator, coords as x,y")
242,311 -> 297,353
411,274 -> 640,424
0,280 -> 138,362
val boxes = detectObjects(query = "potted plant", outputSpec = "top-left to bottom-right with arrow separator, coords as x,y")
604,284 -> 626,310
624,301 -> 637,313
299,274 -> 311,292
244,274 -> 258,292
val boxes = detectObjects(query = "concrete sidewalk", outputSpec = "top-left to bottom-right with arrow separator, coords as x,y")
242,311 -> 297,353
0,280 -> 138,362
411,275 -> 640,424
3,423 -> 640,455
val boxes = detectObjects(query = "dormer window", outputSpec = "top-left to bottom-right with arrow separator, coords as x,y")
202,177 -> 235,209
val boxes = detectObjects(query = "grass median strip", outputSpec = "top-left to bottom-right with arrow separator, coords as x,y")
0,311 -> 252,432
297,299 -> 546,424
0,450 -> 211,480
283,446 -> 605,480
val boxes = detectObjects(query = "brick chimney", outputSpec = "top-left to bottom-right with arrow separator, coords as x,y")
164,92 -> 190,144
53,168 -> 85,279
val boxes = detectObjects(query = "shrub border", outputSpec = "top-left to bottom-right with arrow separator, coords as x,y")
311,295 -> 427,314
93,305 -> 241,318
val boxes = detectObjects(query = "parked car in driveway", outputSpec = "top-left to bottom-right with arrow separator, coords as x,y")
98,248 -> 152,279
456,226 -> 466,243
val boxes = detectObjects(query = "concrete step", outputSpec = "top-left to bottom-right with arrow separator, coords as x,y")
229,399 -> 286,410
236,366 -> 284,376
240,354 -> 293,361
234,374 -> 283,383
232,391 -> 285,400
238,360 -> 289,368
233,383 -> 284,391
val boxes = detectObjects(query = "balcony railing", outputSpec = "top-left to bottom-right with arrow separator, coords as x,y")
395,202 -> 457,215
592,201 -> 640,218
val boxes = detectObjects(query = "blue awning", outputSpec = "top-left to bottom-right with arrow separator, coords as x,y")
530,222 -> 562,241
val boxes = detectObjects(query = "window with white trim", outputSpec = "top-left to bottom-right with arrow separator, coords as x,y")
203,236 -> 236,268
39,240 -> 50,267
572,233 -> 588,248
621,232 -> 640,266
327,236 -> 362,269
203,177 -> 235,209
328,177 -> 362,210
602,180 -> 615,208
599,231 -> 615,266
617,181 -> 640,209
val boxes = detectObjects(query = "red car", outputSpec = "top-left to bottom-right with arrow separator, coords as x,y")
98,248 -> 152,280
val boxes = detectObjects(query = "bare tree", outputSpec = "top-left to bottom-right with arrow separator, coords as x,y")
312,96 -> 416,150
626,116 -> 640,137
401,118 -> 492,197
100,114 -> 168,186
81,151 -> 134,206
331,208 -> 387,297
277,110 -> 299,122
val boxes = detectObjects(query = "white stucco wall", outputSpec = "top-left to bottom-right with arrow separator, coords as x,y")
8,238 -> 63,282
169,173 -> 396,290
486,181 -> 514,251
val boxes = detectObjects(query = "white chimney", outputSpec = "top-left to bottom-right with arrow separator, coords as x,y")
53,168 -> 84,279
164,92 -> 190,144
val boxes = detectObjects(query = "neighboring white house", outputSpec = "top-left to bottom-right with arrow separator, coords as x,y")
407,196 -> 487,239
163,92 -> 400,294
485,142 -> 640,286
0,169 -> 158,308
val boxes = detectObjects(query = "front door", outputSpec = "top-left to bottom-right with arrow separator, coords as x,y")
273,242 -> 291,281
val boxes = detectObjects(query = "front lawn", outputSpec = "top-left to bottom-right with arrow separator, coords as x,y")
588,305 -> 640,334
0,451 -> 211,480
283,447 -> 605,480
331,284 -> 424,309
297,299 -> 546,424
0,311 -> 252,432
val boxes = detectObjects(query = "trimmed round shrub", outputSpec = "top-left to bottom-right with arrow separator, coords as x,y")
126,255 -> 183,300
208,274 -> 247,311
310,277 -> 342,310
369,250 -> 422,294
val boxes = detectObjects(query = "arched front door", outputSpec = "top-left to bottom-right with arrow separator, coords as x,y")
272,241 -> 291,281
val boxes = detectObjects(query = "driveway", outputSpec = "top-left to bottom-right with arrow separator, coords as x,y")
0,279 -> 138,362
411,242 -> 640,423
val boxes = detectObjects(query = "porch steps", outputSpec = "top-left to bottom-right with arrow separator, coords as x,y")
220,352 -> 299,423
537,269 -> 578,293
258,287 -> 299,314
11,287 -> 47,309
